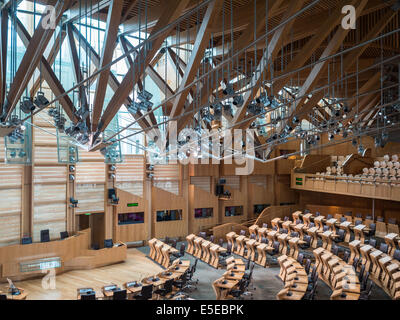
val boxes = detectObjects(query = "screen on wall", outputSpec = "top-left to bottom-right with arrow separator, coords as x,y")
254,204 -> 270,215
194,208 -> 213,219
156,209 -> 183,222
225,206 -> 244,217
118,212 -> 145,225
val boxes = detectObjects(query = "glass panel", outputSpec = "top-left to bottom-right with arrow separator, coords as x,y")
225,206 -> 243,217
194,208 -> 213,219
118,212 -> 144,225
156,209 -> 182,222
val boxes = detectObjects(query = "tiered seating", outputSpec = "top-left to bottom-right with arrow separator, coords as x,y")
313,248 -> 360,300
186,233 -> 227,268
294,209 -> 400,299
226,221 -> 310,267
356,241 -> 400,299
276,255 -> 310,300
79,259 -> 193,300
212,258 -> 253,300
148,238 -> 179,268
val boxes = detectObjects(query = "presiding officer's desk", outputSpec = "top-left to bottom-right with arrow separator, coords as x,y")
0,287 -> 28,300
0,228 -> 127,282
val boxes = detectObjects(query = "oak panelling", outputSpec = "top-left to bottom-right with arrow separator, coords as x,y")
0,229 -> 126,282
76,162 -> 106,183
33,166 -> 66,184
305,203 -> 381,219
114,188 -> 148,243
32,202 -> 66,241
221,161 -> 274,175
189,163 -> 219,177
248,177 -> 274,219
0,165 -> 23,187
190,176 -> 211,193
33,127 -> 57,145
34,146 -> 59,164
0,164 -> 22,246
0,215 -> 20,246
152,186 -> 187,238
189,185 -> 219,234
221,186 -> 248,225
153,163 -> 180,195
78,150 -> 104,162
116,155 -> 144,197
75,183 -> 105,214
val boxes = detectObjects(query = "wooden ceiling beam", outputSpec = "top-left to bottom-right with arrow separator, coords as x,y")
3,0 -> 71,120
66,24 -> 89,113
30,26 -> 66,98
98,0 -> 191,139
169,0 -> 224,120
14,16 -> 77,122
70,24 -> 152,132
92,0 -> 123,132
230,0 -> 307,127
0,8 -> 8,111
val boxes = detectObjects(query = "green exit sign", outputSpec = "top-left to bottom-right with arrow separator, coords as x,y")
295,177 -> 303,186
127,203 -> 139,207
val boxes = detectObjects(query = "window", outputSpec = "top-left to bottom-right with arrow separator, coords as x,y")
194,208 -> 213,219
254,204 -> 270,215
118,212 -> 145,225
225,206 -> 243,217
156,209 -> 183,222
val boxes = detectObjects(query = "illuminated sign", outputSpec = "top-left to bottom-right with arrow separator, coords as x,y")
20,257 -> 62,273
127,203 -> 139,207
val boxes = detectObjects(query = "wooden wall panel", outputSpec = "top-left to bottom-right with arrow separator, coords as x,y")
75,183 -> 105,214
33,166 -> 66,183
190,176 -> 211,193
152,186 -> 187,238
189,185 -> 219,234
0,164 -> 22,246
34,146 -> 59,164
116,155 -> 144,197
114,189 -> 148,243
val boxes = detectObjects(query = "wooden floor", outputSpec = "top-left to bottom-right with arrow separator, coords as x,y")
0,248 -> 163,300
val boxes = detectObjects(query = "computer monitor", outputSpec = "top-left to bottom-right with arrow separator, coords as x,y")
104,239 -> 113,248
40,229 -> 50,243
21,237 -> 32,245
215,185 -> 224,196
60,231 -> 69,240
80,293 -> 96,300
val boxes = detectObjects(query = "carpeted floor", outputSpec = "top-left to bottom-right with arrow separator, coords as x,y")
136,241 -> 390,300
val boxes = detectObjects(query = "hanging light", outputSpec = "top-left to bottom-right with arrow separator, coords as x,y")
34,91 -> 49,108
20,97 -> 36,113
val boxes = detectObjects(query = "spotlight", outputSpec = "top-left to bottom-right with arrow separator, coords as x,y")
328,133 -> 334,141
223,83 -> 234,96
34,91 -> 49,108
137,90 -> 153,102
232,95 -> 244,107
69,197 -> 78,208
358,144 -> 365,155
20,97 -> 36,113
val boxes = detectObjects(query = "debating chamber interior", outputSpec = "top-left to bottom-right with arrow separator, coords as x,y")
1,0 -> 400,304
